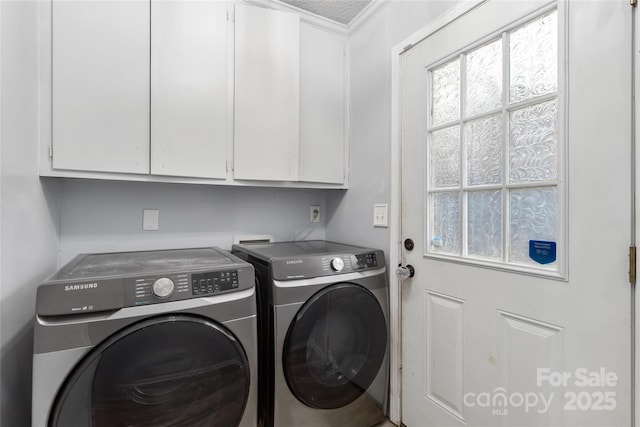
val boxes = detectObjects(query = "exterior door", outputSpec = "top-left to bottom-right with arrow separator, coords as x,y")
400,1 -> 633,426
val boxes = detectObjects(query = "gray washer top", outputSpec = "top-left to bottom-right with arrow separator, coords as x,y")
49,247 -> 239,281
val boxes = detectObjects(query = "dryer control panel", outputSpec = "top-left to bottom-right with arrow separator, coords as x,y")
271,250 -> 384,280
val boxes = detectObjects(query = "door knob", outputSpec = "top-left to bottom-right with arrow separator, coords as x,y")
396,264 -> 415,279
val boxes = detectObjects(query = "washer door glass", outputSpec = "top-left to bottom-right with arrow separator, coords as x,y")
283,283 -> 387,409
49,315 -> 250,427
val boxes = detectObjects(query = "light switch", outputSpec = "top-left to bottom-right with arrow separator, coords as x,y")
373,204 -> 388,228
143,209 -> 159,231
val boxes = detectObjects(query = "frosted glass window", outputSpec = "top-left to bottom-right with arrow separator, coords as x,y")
432,193 -> 461,255
510,100 -> 557,183
468,191 -> 502,259
426,9 -> 560,274
465,114 -> 502,186
510,11 -> 558,103
432,59 -> 460,126
509,188 -> 557,265
431,126 -> 460,188
466,39 -> 502,117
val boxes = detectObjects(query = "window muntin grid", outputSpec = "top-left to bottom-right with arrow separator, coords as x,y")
426,10 -> 559,271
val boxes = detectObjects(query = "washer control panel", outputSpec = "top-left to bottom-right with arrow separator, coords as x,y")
133,274 -> 190,303
351,253 -> 378,270
192,269 -> 239,295
125,269 -> 241,306
37,248 -> 255,316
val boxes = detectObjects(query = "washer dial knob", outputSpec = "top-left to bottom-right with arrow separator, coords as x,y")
330,257 -> 345,272
153,277 -> 175,299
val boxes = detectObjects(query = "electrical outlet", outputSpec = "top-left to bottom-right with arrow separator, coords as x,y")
373,204 -> 388,227
143,209 -> 159,231
310,205 -> 320,223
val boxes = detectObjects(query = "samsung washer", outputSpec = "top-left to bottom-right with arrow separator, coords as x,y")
232,240 -> 389,427
32,247 -> 257,427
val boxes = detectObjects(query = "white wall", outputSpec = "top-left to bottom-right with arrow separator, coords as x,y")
326,1 -> 456,257
58,179 -> 327,264
0,2 -> 60,426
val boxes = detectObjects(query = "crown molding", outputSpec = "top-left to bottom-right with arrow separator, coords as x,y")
347,0 -> 390,34
241,0 -> 349,35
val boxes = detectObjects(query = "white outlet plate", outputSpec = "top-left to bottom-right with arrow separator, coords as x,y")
373,204 -> 388,227
143,209 -> 159,231
310,205 -> 320,223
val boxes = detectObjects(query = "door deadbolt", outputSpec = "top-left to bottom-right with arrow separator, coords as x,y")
404,239 -> 415,251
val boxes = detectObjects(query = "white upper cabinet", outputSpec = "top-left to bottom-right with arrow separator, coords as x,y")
151,1 -> 229,179
234,4 -> 300,182
45,1 -> 347,187
52,0 -> 150,174
299,23 -> 346,184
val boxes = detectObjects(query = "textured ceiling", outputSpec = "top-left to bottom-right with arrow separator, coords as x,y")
280,0 -> 373,24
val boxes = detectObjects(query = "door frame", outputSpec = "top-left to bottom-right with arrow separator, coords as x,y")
634,2 -> 639,424
389,0 -> 637,425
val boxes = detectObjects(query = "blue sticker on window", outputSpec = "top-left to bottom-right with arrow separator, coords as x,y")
529,240 -> 557,265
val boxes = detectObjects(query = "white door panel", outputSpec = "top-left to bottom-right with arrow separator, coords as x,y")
299,23 -> 345,184
150,0 -> 229,179
52,0 -> 150,174
234,4 -> 300,182
400,1 -> 632,426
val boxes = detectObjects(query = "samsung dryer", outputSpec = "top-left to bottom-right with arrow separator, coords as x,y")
232,240 -> 389,427
32,247 -> 257,427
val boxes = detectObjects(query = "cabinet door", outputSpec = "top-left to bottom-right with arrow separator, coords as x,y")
151,1 -> 230,179
299,24 -> 346,184
52,0 -> 150,174
234,4 -> 300,181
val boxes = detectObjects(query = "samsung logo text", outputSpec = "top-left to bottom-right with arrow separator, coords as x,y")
64,283 -> 99,292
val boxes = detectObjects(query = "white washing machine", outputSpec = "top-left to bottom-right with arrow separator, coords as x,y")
232,240 -> 388,427
32,247 -> 257,427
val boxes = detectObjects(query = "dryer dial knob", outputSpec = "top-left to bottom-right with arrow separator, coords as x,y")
153,277 -> 175,299
330,257 -> 345,272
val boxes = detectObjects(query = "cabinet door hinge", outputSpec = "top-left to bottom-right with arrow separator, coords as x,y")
629,246 -> 636,284
48,145 -> 53,159
227,9 -> 235,22
227,161 -> 234,173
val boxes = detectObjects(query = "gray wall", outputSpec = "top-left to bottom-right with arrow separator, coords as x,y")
1,2 -> 60,426
58,180 -> 328,264
326,1 -> 458,261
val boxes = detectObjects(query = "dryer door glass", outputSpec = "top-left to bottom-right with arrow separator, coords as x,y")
48,315 -> 250,427
283,283 -> 387,409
